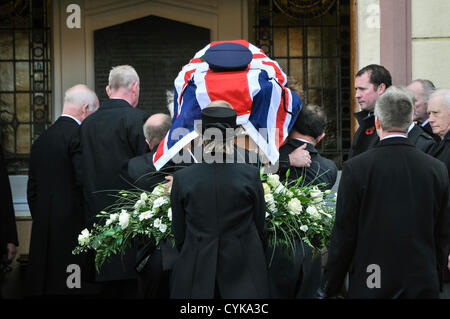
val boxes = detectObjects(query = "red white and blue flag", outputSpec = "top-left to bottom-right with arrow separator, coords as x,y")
153,40 -> 302,170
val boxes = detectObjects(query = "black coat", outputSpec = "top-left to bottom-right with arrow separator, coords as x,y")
26,117 -> 90,296
279,138 -> 338,190
433,131 -> 450,177
432,130 -> 450,282
0,144 -> 18,256
170,161 -> 269,298
126,150 -> 179,298
266,241 -> 322,299
348,111 -> 379,159
79,98 -> 149,281
422,122 -> 440,143
407,124 -> 436,154
318,137 -> 450,298
126,150 -> 172,190
271,138 -> 336,298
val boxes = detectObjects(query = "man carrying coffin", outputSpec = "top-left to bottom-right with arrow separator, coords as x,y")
317,86 -> 450,298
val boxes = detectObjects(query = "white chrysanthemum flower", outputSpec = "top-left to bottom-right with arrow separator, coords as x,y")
310,188 -> 323,203
300,225 -> 308,232
153,197 -> 169,209
139,210 -> 153,221
140,192 -> 149,201
154,218 -> 162,228
159,223 -> 167,233
306,206 -> 321,220
267,174 -> 281,189
78,228 -> 90,246
264,193 -> 274,203
119,210 -> 130,229
151,185 -> 166,197
287,198 -> 302,215
264,193 -> 277,212
105,213 -> 118,226
134,199 -> 145,209
273,184 -> 287,195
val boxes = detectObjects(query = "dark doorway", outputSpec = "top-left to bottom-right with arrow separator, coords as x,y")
94,15 -> 210,114
252,0 -> 351,168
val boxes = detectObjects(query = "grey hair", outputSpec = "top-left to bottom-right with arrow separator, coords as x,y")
410,79 -> 436,101
108,65 -> 139,91
64,84 -> 98,111
374,86 -> 414,132
429,88 -> 450,110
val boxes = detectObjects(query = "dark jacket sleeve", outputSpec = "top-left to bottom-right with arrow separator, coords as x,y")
277,146 -> 291,178
128,110 -> 149,157
253,169 -> 267,249
436,168 -> 450,286
26,142 -> 38,220
317,161 -> 359,298
170,174 -> 186,251
0,145 -> 19,252
70,127 -> 83,188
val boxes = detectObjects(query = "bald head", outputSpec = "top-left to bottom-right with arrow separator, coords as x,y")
143,113 -> 172,150
407,79 -> 435,122
63,84 -> 99,122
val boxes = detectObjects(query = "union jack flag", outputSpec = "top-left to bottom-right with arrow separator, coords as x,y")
153,40 -> 302,170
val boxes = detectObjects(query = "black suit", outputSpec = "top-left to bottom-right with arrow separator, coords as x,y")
421,122 -> 440,143
26,117 -> 92,296
270,138 -> 337,298
348,111 -> 379,159
432,131 -> 450,283
407,124 -> 436,154
279,138 -> 338,190
125,150 -> 179,298
126,150 -> 171,191
0,144 -> 18,258
170,161 -> 269,298
319,137 -> 450,298
433,131 -> 450,177
79,98 -> 149,286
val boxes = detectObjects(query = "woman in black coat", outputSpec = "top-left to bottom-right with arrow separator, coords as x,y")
169,104 -> 269,299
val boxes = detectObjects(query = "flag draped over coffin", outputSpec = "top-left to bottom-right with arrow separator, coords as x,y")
153,40 -> 302,171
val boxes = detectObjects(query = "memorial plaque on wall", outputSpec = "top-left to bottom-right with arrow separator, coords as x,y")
94,15 -> 210,115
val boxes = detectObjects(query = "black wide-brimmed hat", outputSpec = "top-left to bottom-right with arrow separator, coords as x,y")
201,106 -> 237,141
204,42 -> 252,72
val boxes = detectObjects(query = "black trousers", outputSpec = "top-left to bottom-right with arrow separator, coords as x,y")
99,279 -> 138,299
136,247 -> 170,299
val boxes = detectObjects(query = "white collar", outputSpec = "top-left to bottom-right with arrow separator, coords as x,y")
294,138 -> 312,145
407,122 -> 415,133
61,114 -> 81,125
382,134 -> 407,140
420,119 -> 429,127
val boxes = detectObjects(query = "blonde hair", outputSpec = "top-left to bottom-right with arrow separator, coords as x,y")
199,100 -> 244,155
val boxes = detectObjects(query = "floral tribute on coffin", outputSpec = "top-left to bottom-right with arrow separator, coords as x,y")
261,169 -> 336,262
73,184 -> 173,272
73,170 -> 336,271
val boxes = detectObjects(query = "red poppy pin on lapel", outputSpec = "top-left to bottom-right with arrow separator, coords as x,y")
365,128 -> 374,135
